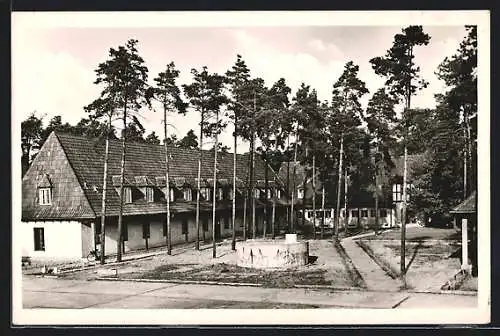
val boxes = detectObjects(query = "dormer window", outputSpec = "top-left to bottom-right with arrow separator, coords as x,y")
39,188 -> 52,205
217,188 -> 224,201
169,188 -> 175,202
124,187 -> 132,204
200,187 -> 211,201
146,187 -> 154,202
183,188 -> 192,201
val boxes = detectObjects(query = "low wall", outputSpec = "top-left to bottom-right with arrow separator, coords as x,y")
236,238 -> 309,269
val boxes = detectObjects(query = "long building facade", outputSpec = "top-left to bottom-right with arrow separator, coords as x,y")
21,132 -> 287,260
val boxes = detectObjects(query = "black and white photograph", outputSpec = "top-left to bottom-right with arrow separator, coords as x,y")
12,10 -> 490,325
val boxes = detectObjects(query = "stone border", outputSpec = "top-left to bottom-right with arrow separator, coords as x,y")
96,276 -> 363,291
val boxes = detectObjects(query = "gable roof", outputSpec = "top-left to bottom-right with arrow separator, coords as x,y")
450,191 -> 477,214
51,131 -> 279,217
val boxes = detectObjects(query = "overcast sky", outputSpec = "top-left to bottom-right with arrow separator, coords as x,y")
12,12 -> 474,152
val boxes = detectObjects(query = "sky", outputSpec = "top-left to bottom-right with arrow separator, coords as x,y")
12,12 -> 475,153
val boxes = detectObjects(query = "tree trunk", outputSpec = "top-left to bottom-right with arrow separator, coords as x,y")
116,102 -> 127,262
290,126 -> 299,233
231,116 -> 237,251
374,140 -> 379,235
251,92 -> 256,239
401,145 -> 408,276
195,110 -> 204,250
264,161 -> 269,238
164,104 -> 172,255
312,154 -> 316,239
286,135 -> 291,232
321,185 -> 325,239
344,168 -> 348,235
272,173 -> 276,239
212,111 -> 219,258
335,133 -> 344,238
99,113 -> 112,265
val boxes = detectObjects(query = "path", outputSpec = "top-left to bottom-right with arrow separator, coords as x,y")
341,234 -> 402,292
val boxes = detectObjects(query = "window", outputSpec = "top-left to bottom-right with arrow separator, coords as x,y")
326,211 -> 331,218
218,188 -> 224,201
146,187 -> 154,202
380,209 -> 387,218
200,188 -> 211,201
361,210 -> 368,218
182,219 -> 188,235
266,189 -> 272,199
224,216 -> 230,229
183,188 -> 192,201
202,218 -> 209,232
169,188 -> 175,202
33,228 -> 45,251
370,210 -> 376,218
297,188 -> 304,199
392,184 -> 402,202
124,187 -> 132,203
228,188 -> 234,201
351,210 -> 359,218
39,188 -> 52,205
253,189 -> 260,199
142,223 -> 150,239
122,222 -> 128,241
277,189 -> 282,199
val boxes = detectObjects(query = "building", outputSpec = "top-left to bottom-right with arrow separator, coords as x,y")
21,131 -> 286,260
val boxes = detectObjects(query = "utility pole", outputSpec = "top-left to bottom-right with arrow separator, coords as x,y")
320,185 -> 325,239
231,117 -> 237,251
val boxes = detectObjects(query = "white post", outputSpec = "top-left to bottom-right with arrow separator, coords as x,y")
461,218 -> 470,271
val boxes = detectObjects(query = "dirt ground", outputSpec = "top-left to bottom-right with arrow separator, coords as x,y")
59,239 -> 359,289
358,237 -> 462,291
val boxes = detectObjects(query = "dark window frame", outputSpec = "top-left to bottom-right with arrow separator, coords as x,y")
33,227 -> 45,251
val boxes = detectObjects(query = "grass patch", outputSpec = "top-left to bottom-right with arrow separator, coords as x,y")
118,262 -> 333,288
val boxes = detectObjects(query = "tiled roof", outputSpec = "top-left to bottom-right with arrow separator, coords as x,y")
54,132 -> 279,217
450,191 -> 477,214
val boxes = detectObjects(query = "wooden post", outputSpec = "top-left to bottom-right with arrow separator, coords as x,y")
312,154 -> 316,239
321,186 -> 325,239
461,218 -> 470,271
335,134 -> 344,238
164,104 -> 172,255
212,111 -> 219,258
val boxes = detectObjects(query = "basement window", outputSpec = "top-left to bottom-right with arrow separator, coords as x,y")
39,188 -> 52,205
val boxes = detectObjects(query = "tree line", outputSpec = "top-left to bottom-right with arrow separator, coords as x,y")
21,26 -> 477,267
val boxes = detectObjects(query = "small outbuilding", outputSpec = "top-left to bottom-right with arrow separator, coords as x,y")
450,191 -> 477,276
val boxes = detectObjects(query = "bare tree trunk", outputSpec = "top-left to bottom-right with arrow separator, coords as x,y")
243,191 -> 247,241
374,140 -> 379,235
232,116 -> 237,251
401,145 -> 408,276
286,135 -> 291,232
321,185 -> 325,239
264,161 -> 269,238
312,154 -> 316,239
99,113 -> 112,265
344,168 -> 348,235
290,126 -> 299,234
251,92 -> 256,239
164,104 -> 172,255
272,173 -> 276,239
116,102 -> 127,262
195,110 -> 204,250
212,111 -> 219,258
335,133 -> 344,239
